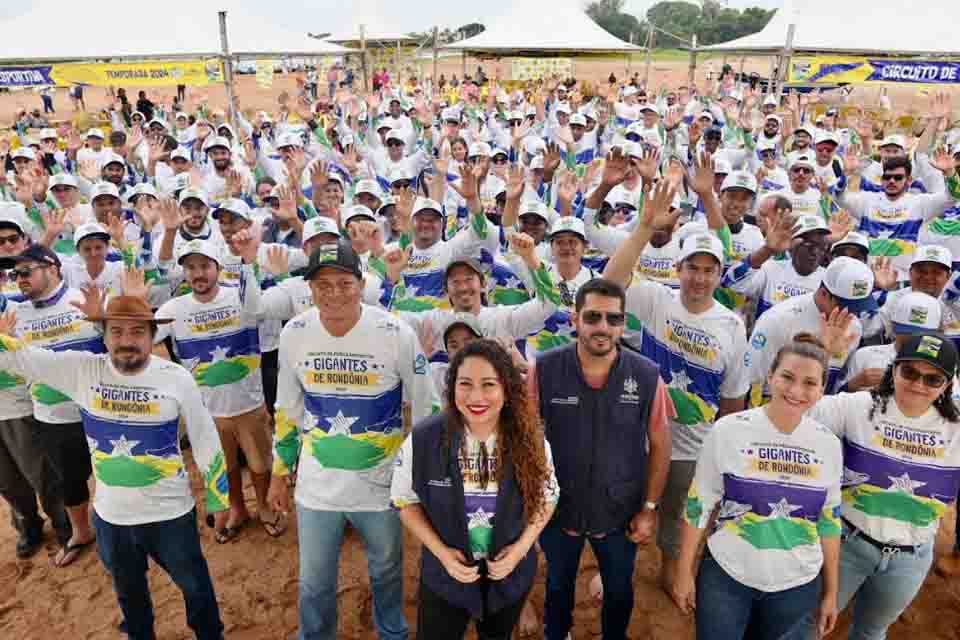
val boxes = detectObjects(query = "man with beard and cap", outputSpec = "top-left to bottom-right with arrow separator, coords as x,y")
0,289 -> 228,639
762,150 -> 826,217
76,128 -> 111,168
745,256 -> 875,399
201,135 -> 255,202
755,138 -> 789,198
857,134 -> 936,194
722,210 -> 832,323
838,150 -> 960,276
155,232 -> 286,544
789,124 -> 815,153
604,178 -> 750,595
0,203 -> 72,560
813,129 -> 845,192
157,188 -> 226,288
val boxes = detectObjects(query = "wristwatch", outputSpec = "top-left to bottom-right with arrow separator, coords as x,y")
644,501 -> 659,512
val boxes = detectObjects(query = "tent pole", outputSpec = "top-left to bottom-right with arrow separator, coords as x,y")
397,39 -> 402,86
776,23 -> 796,101
767,55 -> 776,95
461,51 -> 466,77
218,11 -> 237,130
432,27 -> 439,89
688,34 -> 698,88
360,25 -> 369,92
644,22 -> 654,89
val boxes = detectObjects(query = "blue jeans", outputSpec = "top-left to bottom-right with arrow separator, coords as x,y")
800,523 -> 933,640
92,508 -> 223,640
539,521 -> 638,640
296,506 -> 407,640
696,554 -> 820,640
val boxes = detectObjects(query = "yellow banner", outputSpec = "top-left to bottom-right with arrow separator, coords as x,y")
511,58 -> 572,81
256,60 -> 274,89
50,60 -> 223,87
790,56 -> 960,86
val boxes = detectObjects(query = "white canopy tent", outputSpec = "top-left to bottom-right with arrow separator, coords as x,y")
702,0 -> 960,56
0,0 -> 352,62
443,4 -> 643,56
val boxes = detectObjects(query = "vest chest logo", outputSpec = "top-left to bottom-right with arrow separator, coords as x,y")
621,376 -> 641,404
550,396 -> 579,406
427,478 -> 452,488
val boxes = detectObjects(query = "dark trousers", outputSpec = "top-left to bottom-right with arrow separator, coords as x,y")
696,554 -> 820,640
93,508 -> 224,640
35,420 -> 91,507
261,349 -> 279,416
0,415 -> 71,544
41,94 -> 55,113
539,521 -> 638,640
416,583 -> 529,640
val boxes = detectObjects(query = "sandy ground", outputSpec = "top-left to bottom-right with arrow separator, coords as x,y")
1,58 -> 960,639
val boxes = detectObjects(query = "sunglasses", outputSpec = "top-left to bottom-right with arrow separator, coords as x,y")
882,173 -> 906,182
791,167 -> 814,175
492,156 -> 508,164
705,134 -> 722,141
897,363 -> 947,388
0,234 -> 21,246
581,310 -> 626,327
6,265 -> 45,279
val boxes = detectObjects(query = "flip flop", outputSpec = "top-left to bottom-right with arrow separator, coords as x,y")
262,512 -> 288,538
214,518 -> 249,544
55,539 -> 95,568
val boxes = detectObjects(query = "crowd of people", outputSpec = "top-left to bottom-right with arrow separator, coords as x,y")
0,66 -> 959,640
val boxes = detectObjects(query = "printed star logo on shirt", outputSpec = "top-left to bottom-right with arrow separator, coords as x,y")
86,435 -> 99,454
325,410 -> 359,436
468,507 -> 493,529
718,499 -> 751,522
875,229 -> 895,239
502,275 -> 522,290
669,368 -> 692,392
210,345 -> 231,362
181,356 -> 200,373
842,467 -> 870,487
109,434 -> 140,457
767,497 -> 801,519
888,472 -> 926,495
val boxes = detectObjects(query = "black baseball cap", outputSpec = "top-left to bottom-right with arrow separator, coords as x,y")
895,333 -> 959,379
303,238 -> 362,280
0,244 -> 62,270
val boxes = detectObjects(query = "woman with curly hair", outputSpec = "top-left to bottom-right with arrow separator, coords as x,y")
796,327 -> 960,640
391,339 -> 558,639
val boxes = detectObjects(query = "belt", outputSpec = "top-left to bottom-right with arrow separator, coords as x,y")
842,518 -> 917,554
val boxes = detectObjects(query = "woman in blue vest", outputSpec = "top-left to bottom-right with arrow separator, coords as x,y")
391,339 -> 558,639
673,333 -> 844,640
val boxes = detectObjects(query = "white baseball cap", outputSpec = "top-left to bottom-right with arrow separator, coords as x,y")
170,148 -> 192,162
891,291 -> 942,336
519,201 -> 550,221
74,222 -> 111,247
879,134 -> 907,150
204,136 -> 232,152
822,256 -> 877,313
441,107 -> 460,122
569,113 -> 587,127
625,122 -> 645,138
555,103 -> 572,116
11,147 -> 35,161
720,171 -> 757,194
38,128 -> 58,141
0,202 -> 28,234
639,104 -> 660,116
85,128 -> 105,139
212,198 -> 252,221
763,95 -> 779,106
677,232 -> 724,266
815,130 -> 840,147
341,204 -> 377,227
178,187 -> 209,207
103,152 -> 126,168
177,238 -> 222,266
622,86 -> 638,97
48,173 -> 78,189
388,166 -> 415,184
385,129 -> 406,144
523,137 -> 546,157
787,151 -> 816,171
413,197 -> 443,217
302,216 -> 341,243
353,179 -> 381,199
147,118 -> 168,130
791,214 -> 830,239
831,231 -> 870,254
911,244 -> 953,269
549,216 -> 586,241
698,110 -> 715,122
468,141 -> 492,158
276,132 -> 303,149
765,114 -> 783,125
90,182 -> 121,201
713,156 -> 733,176
793,124 -> 815,138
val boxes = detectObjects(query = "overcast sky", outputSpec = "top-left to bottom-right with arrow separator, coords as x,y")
0,0 -> 783,35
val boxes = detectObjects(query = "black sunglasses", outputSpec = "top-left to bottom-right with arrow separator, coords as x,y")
898,363 -> 947,388
882,173 -> 906,182
0,233 -> 23,246
581,310 -> 626,326
791,167 -> 814,175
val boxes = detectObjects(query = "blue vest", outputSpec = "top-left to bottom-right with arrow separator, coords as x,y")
536,343 -> 658,534
411,413 -> 536,617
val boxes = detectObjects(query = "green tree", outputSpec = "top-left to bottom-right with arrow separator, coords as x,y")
586,0 -> 644,42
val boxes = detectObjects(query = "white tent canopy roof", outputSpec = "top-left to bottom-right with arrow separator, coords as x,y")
0,1 -> 352,62
326,30 -> 420,46
703,0 -> 960,56
444,4 -> 643,55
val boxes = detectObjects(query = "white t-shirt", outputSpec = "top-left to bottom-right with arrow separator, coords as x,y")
723,258 -> 824,321
807,392 -> 960,547
0,343 -> 227,527
841,344 -> 895,390
625,280 -> 750,460
686,408 -> 843,592
273,304 -> 439,512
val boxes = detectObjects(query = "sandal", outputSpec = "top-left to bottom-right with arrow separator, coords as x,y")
262,512 -> 288,538
55,539 -> 95,568
214,518 -> 249,544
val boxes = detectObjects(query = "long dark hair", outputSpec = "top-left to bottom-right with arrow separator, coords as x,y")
869,362 -> 960,422
443,339 -> 550,519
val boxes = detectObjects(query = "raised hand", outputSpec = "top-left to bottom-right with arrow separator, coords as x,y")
383,245 -> 412,284
107,213 -> 129,251
601,147 -> 629,186
634,147 -> 660,182
640,179 -> 680,231
688,151 -> 715,196
158,198 -> 183,231
121,266 -> 149,300
819,306 -> 858,356
543,142 -> 562,175
931,146 -> 956,176
557,171 -> 579,204
509,231 -> 537,266
394,187 -> 415,233
505,164 -> 525,201
42,208 -> 67,239
70,285 -> 107,321
764,206 -> 798,253
308,159 -> 329,192
0,309 -> 17,336
78,159 -> 100,182
871,256 -> 898,291
231,223 -> 262,264
827,209 -> 853,242
275,185 -> 298,222
263,245 -> 290,277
